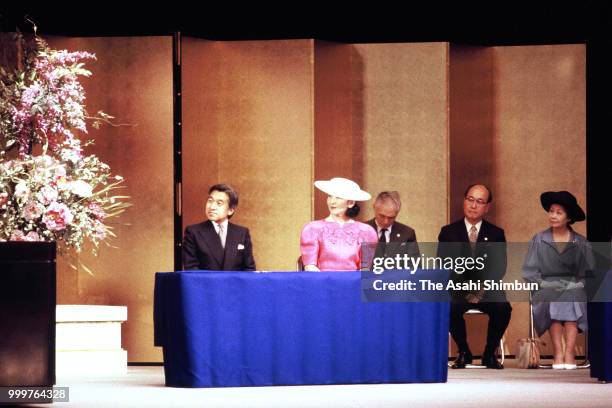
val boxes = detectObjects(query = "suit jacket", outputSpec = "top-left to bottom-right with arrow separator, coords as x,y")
437,219 -> 507,301
182,220 -> 256,271
366,219 -> 421,259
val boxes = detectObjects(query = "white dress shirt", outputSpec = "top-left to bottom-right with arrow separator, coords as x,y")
375,222 -> 393,243
464,218 -> 482,238
212,219 -> 229,247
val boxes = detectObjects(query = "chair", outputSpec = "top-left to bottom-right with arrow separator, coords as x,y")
465,309 -> 506,365
448,309 -> 506,368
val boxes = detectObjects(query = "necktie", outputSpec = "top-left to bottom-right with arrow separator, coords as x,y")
379,228 -> 388,243
469,225 -> 477,249
218,224 -> 225,248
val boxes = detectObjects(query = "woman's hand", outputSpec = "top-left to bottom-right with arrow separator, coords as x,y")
539,280 -> 565,290
559,280 -> 584,290
304,264 -> 321,272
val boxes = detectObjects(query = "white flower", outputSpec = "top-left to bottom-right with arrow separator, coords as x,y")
34,155 -> 55,167
14,182 -> 30,202
70,180 -> 93,197
60,148 -> 82,164
38,185 -> 59,205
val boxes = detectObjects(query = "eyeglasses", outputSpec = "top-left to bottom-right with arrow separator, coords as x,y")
464,196 -> 488,206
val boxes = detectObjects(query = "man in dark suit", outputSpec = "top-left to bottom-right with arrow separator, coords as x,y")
182,183 -> 256,271
366,191 -> 420,259
437,184 -> 512,369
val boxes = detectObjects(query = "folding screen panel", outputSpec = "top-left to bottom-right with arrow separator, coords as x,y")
182,39 -> 314,272
354,43 -> 450,242
449,46 -> 495,222
47,36 -> 174,362
493,45 -> 586,357
313,42 -> 357,220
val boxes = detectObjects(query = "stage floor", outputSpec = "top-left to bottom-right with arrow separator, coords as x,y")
26,365 -> 610,408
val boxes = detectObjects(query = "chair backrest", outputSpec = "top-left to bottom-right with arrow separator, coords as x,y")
297,256 -> 304,271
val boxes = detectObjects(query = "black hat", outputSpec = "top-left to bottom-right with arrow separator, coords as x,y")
540,191 -> 586,223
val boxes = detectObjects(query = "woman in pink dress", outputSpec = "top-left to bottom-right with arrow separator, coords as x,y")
300,177 -> 378,271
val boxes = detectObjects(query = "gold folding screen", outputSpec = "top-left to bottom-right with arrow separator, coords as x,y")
32,35 -> 584,362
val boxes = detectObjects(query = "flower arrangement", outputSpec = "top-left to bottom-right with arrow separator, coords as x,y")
0,32 -> 130,255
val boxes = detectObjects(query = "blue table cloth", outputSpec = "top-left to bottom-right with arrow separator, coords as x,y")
154,271 -> 449,387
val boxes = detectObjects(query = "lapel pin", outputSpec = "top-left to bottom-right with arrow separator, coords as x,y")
484,237 -> 488,241
396,233 -> 400,237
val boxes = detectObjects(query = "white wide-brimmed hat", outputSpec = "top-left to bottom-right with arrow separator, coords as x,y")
314,177 -> 371,201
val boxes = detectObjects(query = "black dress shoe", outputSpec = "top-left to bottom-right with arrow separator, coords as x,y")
451,351 -> 473,369
482,353 -> 504,369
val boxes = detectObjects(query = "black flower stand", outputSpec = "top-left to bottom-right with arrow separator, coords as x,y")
0,242 -> 56,388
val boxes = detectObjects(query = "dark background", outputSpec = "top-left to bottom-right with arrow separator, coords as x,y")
2,5 -> 610,241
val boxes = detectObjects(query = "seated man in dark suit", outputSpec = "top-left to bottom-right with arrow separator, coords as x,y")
366,191 -> 420,260
182,183 -> 256,271
437,184 -> 512,369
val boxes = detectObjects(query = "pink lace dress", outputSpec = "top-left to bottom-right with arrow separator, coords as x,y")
300,220 -> 378,271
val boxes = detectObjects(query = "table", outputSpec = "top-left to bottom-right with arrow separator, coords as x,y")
589,302 -> 612,381
154,271 -> 449,387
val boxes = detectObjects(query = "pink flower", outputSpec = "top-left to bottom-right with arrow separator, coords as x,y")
9,230 -> 25,241
8,47 -> 97,158
9,230 -> 42,242
23,200 -> 44,221
43,202 -> 74,231
53,165 -> 67,180
0,192 -> 8,207
91,222 -> 107,240
89,203 -> 107,220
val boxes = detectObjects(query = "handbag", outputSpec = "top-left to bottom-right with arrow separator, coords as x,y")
516,297 -> 544,368
517,338 -> 541,369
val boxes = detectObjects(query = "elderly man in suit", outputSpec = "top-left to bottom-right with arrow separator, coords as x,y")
366,191 -> 420,259
182,183 -> 256,271
437,184 -> 512,369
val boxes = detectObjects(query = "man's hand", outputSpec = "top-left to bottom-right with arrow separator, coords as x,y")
466,288 -> 485,304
